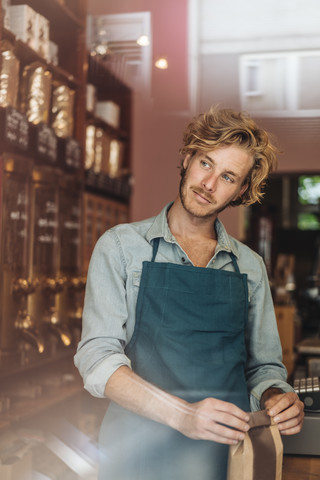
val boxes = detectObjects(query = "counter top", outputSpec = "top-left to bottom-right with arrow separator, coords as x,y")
283,455 -> 320,479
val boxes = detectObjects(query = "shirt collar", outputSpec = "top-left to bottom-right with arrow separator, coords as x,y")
146,202 -> 175,243
146,202 -> 240,259
214,217 -> 239,258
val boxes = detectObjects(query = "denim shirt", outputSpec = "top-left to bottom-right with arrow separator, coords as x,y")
74,203 -> 294,411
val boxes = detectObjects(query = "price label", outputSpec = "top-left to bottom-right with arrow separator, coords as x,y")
36,124 -> 58,165
4,107 -> 29,151
64,138 -> 82,171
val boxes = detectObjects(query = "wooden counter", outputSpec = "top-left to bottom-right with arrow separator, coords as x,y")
283,455 -> 320,479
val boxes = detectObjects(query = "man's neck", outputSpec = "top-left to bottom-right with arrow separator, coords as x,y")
167,196 -> 218,241
167,198 -> 218,267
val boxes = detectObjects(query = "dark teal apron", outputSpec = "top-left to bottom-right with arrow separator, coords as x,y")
99,237 -> 250,480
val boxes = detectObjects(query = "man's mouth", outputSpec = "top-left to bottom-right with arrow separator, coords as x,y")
192,188 -> 213,204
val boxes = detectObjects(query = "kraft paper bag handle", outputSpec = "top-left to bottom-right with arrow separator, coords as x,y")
227,409 -> 283,480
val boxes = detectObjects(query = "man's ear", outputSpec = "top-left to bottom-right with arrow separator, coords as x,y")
182,154 -> 192,170
239,182 -> 249,197
232,182 -> 248,203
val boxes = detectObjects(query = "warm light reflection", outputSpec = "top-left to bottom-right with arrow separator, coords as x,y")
154,57 -> 168,70
95,44 -> 110,56
137,35 -> 150,47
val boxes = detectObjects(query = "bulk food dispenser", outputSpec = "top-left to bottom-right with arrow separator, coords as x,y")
0,154 -> 44,369
28,165 -> 72,354
57,176 -> 86,344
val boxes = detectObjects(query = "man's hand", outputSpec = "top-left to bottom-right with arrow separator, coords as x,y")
106,367 -> 250,445
260,388 -> 304,435
177,397 -> 250,445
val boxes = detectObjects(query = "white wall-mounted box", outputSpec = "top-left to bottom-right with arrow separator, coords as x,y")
95,101 -> 120,129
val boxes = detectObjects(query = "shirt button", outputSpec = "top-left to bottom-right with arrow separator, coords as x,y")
181,257 -> 186,263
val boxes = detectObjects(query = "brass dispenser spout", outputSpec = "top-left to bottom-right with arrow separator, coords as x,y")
50,325 -> 72,347
13,277 -> 38,296
45,309 -> 72,347
15,310 -> 45,353
69,275 -> 86,291
43,277 -> 66,294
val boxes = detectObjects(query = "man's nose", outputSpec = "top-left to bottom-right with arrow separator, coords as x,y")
202,174 -> 217,192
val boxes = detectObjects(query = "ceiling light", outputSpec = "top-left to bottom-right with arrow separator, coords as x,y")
95,44 -> 107,55
92,42 -> 112,57
98,28 -> 107,36
154,57 -> 168,70
137,35 -> 150,47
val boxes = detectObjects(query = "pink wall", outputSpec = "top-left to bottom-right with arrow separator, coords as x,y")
88,2 -> 320,237
88,0 -> 189,112
88,0 -> 190,221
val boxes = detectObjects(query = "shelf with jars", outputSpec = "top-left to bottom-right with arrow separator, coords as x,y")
0,3 -> 94,478
1,3 -> 86,88
0,2 -> 133,475
82,53 -> 132,268
2,27 -> 83,88
0,0 -> 88,427
84,53 -> 132,201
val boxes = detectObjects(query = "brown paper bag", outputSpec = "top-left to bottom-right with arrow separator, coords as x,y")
227,409 -> 283,480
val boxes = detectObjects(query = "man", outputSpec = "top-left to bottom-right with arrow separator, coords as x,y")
75,107 -> 304,480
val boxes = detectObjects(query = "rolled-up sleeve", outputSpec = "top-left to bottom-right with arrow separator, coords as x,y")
245,257 -> 295,411
74,231 -> 132,398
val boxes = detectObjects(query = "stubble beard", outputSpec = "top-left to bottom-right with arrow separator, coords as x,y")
179,168 -> 232,219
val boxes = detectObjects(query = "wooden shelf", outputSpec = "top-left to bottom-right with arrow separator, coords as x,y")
86,110 -> 129,140
84,54 -> 133,208
10,0 -> 86,30
0,0 -> 131,448
2,28 -> 82,88
0,351 -> 82,431
0,349 -> 75,381
0,381 -> 83,430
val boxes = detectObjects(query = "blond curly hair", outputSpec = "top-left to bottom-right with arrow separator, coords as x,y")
180,106 -> 278,206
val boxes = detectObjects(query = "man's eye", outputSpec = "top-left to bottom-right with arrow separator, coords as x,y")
223,174 -> 233,182
200,160 -> 210,168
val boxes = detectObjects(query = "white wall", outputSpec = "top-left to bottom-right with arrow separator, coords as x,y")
199,0 -> 320,52
192,0 -> 320,238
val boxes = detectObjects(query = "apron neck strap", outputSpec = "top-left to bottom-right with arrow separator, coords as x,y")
230,252 -> 240,273
151,237 -> 160,262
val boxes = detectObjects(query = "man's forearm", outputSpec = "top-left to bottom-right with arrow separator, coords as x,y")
104,365 -> 250,445
104,365 -> 189,432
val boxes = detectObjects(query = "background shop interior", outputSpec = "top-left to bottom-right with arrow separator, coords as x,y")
0,0 -> 319,479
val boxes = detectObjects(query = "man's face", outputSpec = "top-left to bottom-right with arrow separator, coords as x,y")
179,145 -> 253,219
